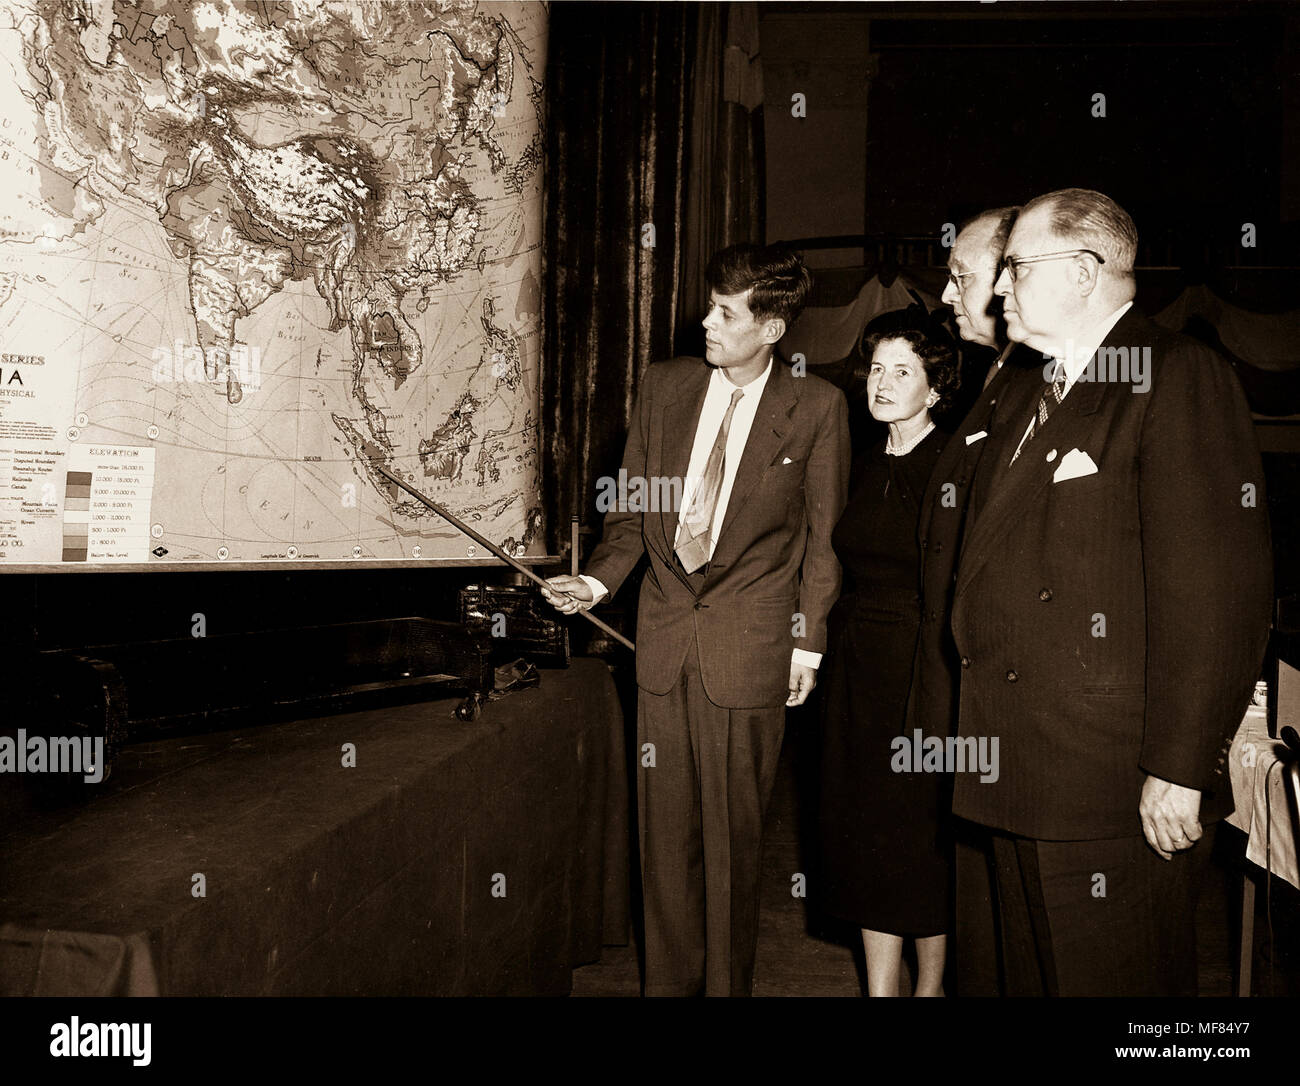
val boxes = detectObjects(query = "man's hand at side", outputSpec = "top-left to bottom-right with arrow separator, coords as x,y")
787,661 -> 817,707
541,575 -> 594,615
1140,774 -> 1203,860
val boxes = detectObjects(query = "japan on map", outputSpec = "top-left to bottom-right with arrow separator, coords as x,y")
0,0 -> 546,565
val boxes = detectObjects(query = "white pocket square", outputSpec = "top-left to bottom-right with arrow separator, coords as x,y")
1052,448 -> 1098,483
782,456 -> 794,464
965,430 -> 988,446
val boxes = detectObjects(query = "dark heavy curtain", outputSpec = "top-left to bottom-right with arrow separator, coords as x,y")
676,2 -> 766,354
541,4 -> 696,552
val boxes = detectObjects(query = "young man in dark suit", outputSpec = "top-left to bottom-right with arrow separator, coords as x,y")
950,189 -> 1272,996
543,244 -> 850,996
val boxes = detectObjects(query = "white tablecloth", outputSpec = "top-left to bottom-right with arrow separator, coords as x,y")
1227,704 -> 1300,890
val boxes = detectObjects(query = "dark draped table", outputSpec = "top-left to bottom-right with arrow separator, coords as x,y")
0,657 -> 628,996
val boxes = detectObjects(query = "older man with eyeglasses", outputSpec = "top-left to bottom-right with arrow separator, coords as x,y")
940,208 -> 1018,385
945,188 -> 1273,996
909,207 -> 1019,996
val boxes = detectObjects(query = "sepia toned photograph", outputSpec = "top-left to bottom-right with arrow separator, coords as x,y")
0,0 -> 1297,1070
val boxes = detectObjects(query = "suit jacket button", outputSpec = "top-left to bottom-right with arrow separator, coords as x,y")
694,602 -> 703,611
1039,588 -> 1053,602
934,542 -> 942,553
920,537 -> 928,550
960,656 -> 972,669
1005,669 -> 1019,683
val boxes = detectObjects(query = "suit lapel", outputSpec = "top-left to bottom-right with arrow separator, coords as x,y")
713,360 -> 797,551
919,352 -> 1016,538
964,353 -> 1049,517
656,362 -> 711,557
955,317 -> 1139,598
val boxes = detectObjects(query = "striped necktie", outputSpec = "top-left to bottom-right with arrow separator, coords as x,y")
675,387 -> 744,573
1010,364 -> 1067,464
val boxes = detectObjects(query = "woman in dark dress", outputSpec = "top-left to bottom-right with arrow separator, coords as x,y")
819,306 -> 960,997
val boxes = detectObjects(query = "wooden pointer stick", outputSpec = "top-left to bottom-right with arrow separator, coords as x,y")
372,463 -> 635,651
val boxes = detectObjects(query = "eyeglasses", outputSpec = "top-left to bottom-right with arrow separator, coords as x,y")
945,266 -> 997,291
999,249 -> 1106,283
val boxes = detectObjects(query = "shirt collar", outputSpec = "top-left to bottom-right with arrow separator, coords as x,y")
1054,301 -> 1134,388
711,356 -> 773,399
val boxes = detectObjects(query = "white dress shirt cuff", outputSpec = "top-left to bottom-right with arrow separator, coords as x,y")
791,648 -> 822,669
577,574 -> 608,607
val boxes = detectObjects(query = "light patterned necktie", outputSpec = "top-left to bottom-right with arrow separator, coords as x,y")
1010,364 -> 1067,464
675,386 -> 744,573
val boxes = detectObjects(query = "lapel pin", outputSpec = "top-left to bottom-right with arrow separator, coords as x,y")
1046,449 -> 1058,462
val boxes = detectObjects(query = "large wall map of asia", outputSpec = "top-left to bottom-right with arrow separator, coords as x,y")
0,0 -> 546,566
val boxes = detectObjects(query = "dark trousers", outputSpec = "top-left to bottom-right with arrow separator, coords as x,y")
988,825 -> 1215,996
954,821 -> 1002,996
636,635 -> 786,996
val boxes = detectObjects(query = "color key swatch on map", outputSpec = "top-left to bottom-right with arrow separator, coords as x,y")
61,470 -> 92,561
